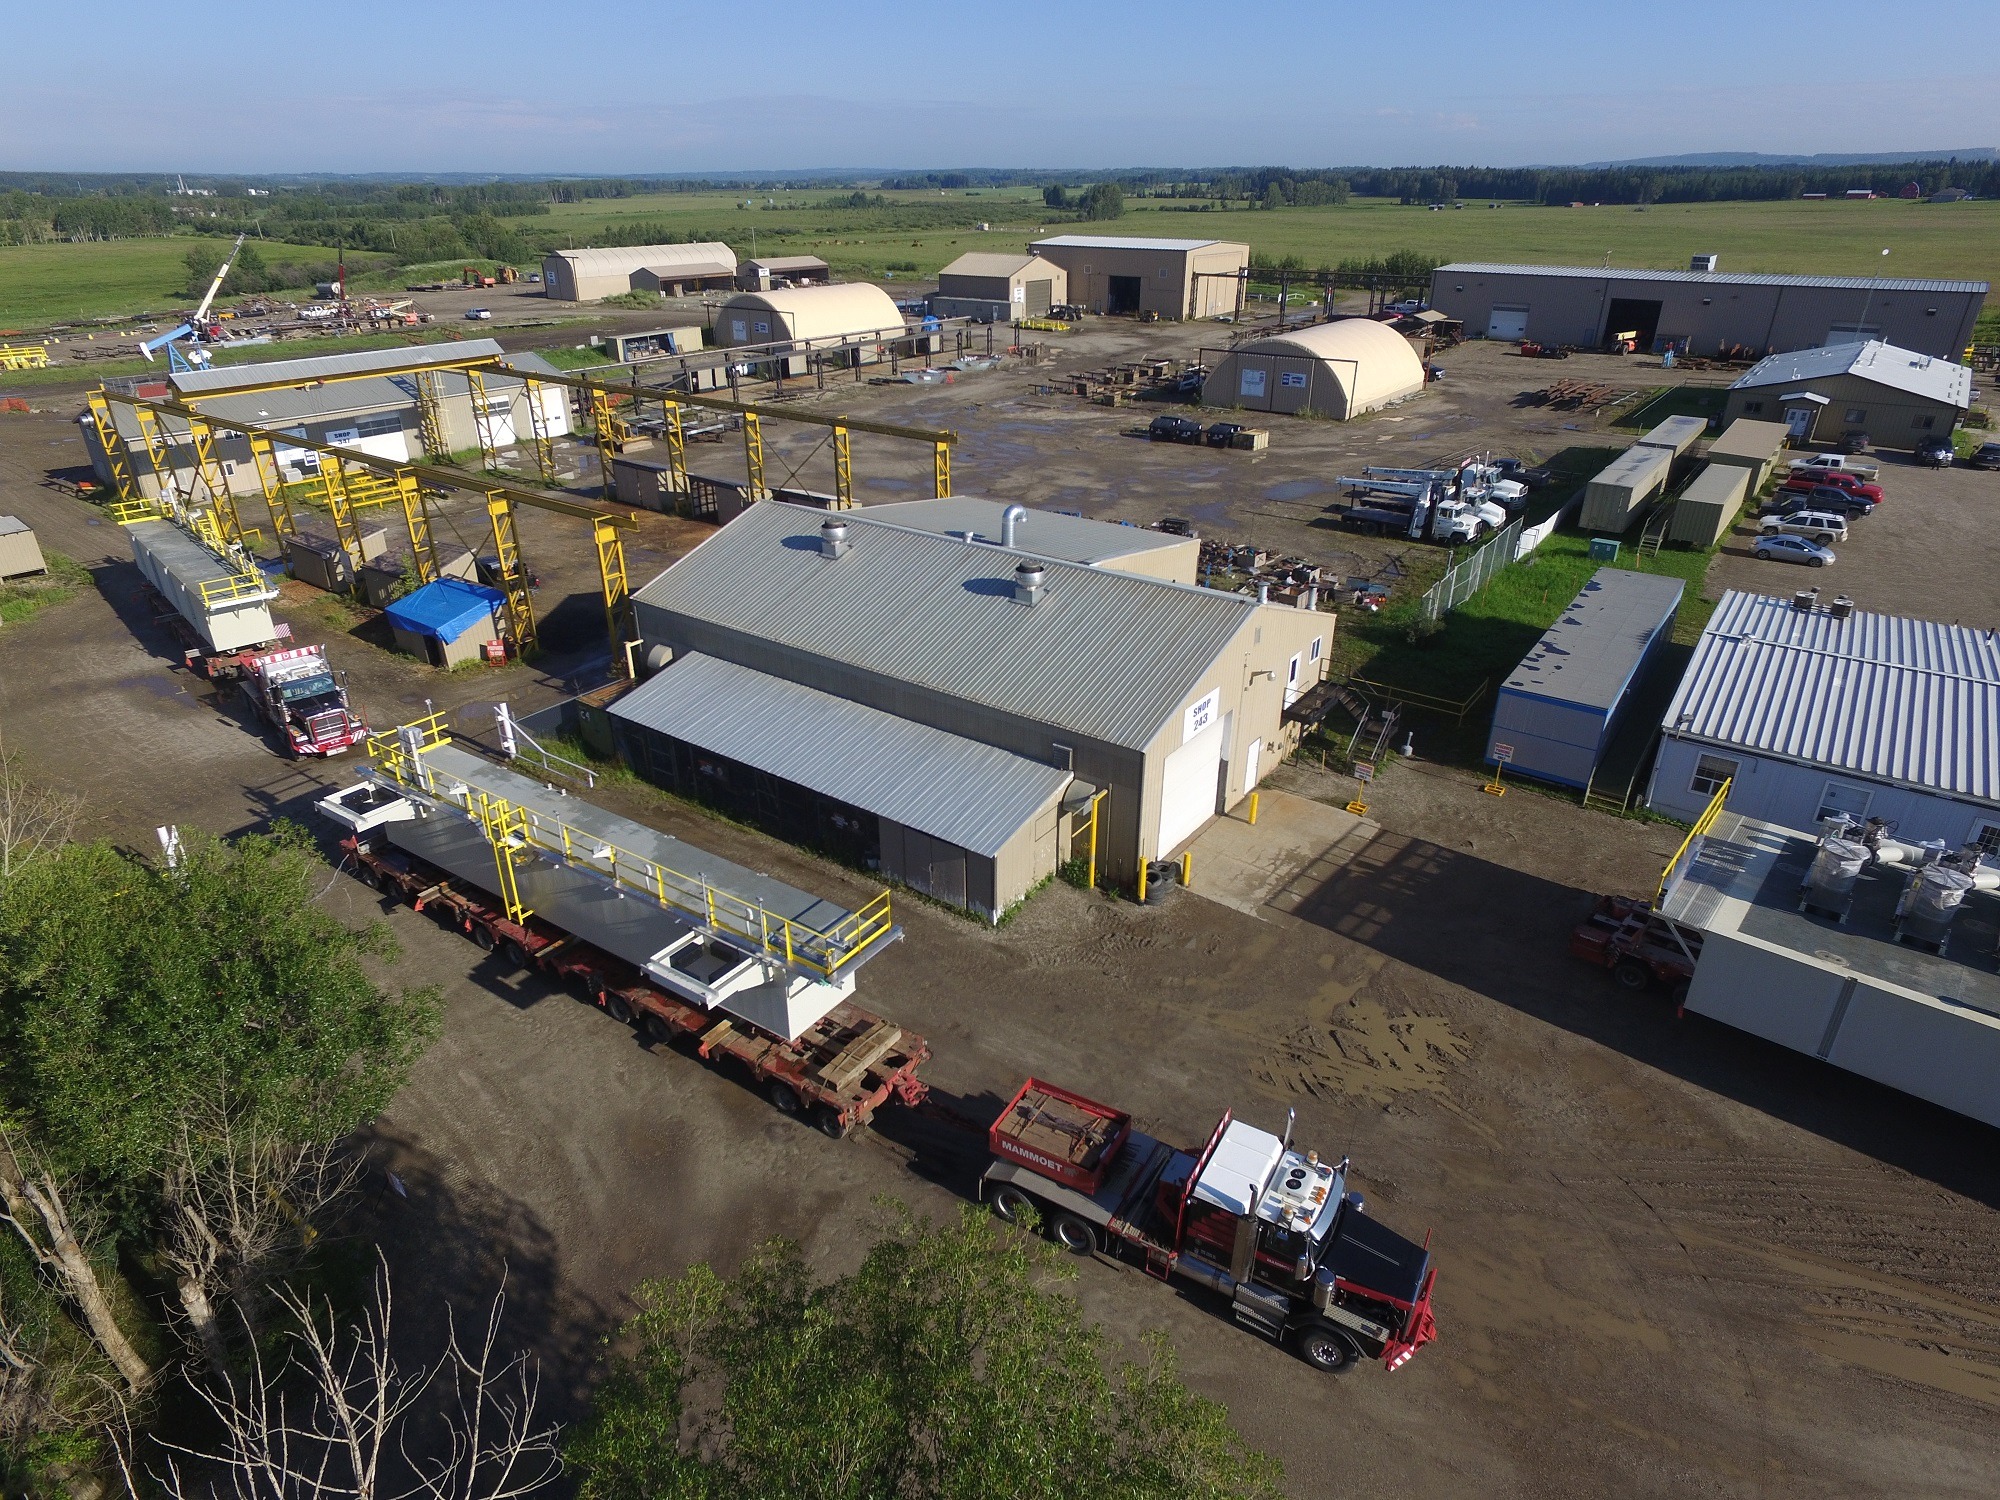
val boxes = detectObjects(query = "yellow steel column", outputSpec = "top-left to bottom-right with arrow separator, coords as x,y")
587,386 -> 620,498
412,368 -> 451,460
187,416 -> 253,547
595,515 -> 631,669
395,470 -> 440,584
85,393 -> 140,500
662,401 -> 688,501
484,492 -> 538,654
133,406 -> 184,502
1085,789 -> 1104,891
465,370 -> 501,469
933,439 -> 951,498
521,377 -> 557,484
742,411 -> 765,499
832,423 -> 852,508
246,432 -> 297,549
317,462 -> 368,585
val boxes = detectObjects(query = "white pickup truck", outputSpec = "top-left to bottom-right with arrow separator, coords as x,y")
1787,452 -> 1881,481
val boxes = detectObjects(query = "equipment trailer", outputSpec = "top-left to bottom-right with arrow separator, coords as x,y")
319,720 -> 925,1138
979,1078 -> 1438,1373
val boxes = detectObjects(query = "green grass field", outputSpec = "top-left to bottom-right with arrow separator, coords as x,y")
4,191 -> 1993,333
0,238 -> 386,327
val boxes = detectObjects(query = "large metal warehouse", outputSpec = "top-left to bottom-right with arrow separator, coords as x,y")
542,243 -> 737,301
1428,260 -> 1987,360
1028,235 -> 1249,319
713,284 -> 912,375
1647,589 -> 2000,851
1485,568 -> 1684,789
1202,318 -> 1427,420
931,252 -> 1068,323
1721,340 -> 1975,449
80,342 -> 567,496
621,500 -> 1331,913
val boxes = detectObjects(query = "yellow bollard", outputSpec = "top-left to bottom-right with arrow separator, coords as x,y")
1180,851 -> 1192,888
1247,791 -> 1260,825
1137,858 -> 1148,904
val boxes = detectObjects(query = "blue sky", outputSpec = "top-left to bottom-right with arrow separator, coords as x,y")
6,0 -> 1996,173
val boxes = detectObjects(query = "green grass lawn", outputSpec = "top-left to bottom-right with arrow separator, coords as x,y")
1614,385 -> 1731,430
0,550 -> 90,627
0,239 -> 386,327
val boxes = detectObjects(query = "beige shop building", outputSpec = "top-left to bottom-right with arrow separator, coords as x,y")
1028,235 -> 1249,319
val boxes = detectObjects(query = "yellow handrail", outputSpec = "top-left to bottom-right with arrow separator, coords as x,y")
367,723 -> 894,979
1656,777 -> 1731,904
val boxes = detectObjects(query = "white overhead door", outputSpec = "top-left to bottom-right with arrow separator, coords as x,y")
1159,715 -> 1225,854
1487,305 -> 1529,341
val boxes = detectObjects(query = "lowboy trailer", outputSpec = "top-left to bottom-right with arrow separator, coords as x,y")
980,1077 -> 1438,1373
318,722 -> 925,1137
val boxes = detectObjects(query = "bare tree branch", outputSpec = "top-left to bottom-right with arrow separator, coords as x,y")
0,1133 -> 152,1394
134,1255 -> 560,1500
0,735 -> 81,880
159,1100 -> 365,1372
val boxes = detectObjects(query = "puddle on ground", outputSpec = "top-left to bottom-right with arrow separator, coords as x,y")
1256,993 -> 1470,1105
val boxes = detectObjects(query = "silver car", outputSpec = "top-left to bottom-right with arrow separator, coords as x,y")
1752,533 -> 1835,567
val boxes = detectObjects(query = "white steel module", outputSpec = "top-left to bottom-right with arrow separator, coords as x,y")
125,517 -> 277,654
1192,1119 -> 1286,1216
367,737 -> 898,1042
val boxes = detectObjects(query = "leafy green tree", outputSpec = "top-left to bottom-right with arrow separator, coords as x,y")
567,1206 -> 1283,1500
1079,182 -> 1124,221
0,825 -> 440,1206
1042,184 -> 1070,209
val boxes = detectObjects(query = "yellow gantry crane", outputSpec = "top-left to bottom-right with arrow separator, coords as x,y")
95,389 -> 637,665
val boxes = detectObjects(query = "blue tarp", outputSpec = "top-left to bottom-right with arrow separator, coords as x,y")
382,578 -> 507,644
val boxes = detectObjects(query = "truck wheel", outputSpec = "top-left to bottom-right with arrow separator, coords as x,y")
990,1184 -> 1036,1226
1050,1213 -> 1098,1256
814,1107 -> 851,1140
354,865 -> 380,891
766,1081 -> 802,1115
1613,958 -> 1651,992
504,941 -> 531,971
640,1012 -> 674,1046
469,925 -> 495,952
1293,1324 -> 1359,1373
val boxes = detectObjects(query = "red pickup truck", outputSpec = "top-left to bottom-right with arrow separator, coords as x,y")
1780,469 -> 1883,503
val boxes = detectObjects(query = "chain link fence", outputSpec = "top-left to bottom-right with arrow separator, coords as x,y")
1418,517 -> 1522,621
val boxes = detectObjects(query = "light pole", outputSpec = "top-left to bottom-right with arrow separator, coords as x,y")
1855,248 -> 1890,339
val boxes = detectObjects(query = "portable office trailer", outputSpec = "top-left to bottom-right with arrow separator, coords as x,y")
1666,463 -> 1750,548
1580,446 -> 1674,533
1634,414 -> 1708,461
0,516 -> 46,580
1704,418 -> 1792,490
603,326 -> 705,362
1485,568 -> 1685,788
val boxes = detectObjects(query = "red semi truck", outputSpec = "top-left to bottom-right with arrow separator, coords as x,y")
980,1078 -> 1438,1373
241,646 -> 368,756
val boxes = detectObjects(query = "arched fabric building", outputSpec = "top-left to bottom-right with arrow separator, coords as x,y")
715,283 -> 918,374
1203,318 -> 1427,420
541,243 -> 736,301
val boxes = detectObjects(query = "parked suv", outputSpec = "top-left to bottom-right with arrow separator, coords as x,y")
1968,442 -> 2000,470
1148,415 -> 1203,443
1759,510 -> 1848,545
1767,484 -> 1876,519
1915,436 -> 1955,467
1780,469 -> 1882,503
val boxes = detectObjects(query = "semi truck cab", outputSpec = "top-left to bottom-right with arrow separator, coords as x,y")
981,1079 -> 1437,1373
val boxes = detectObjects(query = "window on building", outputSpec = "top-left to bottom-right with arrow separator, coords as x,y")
1690,754 -> 1738,797
1743,401 -> 1764,415
1158,267 -> 1170,278
355,413 -> 403,438
1971,821 -> 2000,857
1912,414 -> 1936,429
1310,635 -> 1324,661
1816,781 -> 1874,823
1843,408 -> 1867,424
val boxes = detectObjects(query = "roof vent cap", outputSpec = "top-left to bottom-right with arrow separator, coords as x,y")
1013,560 -> 1045,605
1690,253 -> 1719,273
819,518 -> 849,559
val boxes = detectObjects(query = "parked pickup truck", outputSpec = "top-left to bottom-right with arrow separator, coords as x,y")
1780,469 -> 1882,503
1787,452 -> 1881,481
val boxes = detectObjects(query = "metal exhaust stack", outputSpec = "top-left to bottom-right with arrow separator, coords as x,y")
1001,503 -> 1027,548
1013,560 -> 1044,605
819,517 -> 849,559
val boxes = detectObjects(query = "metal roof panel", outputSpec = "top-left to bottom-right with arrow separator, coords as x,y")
1435,262 -> 1989,294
